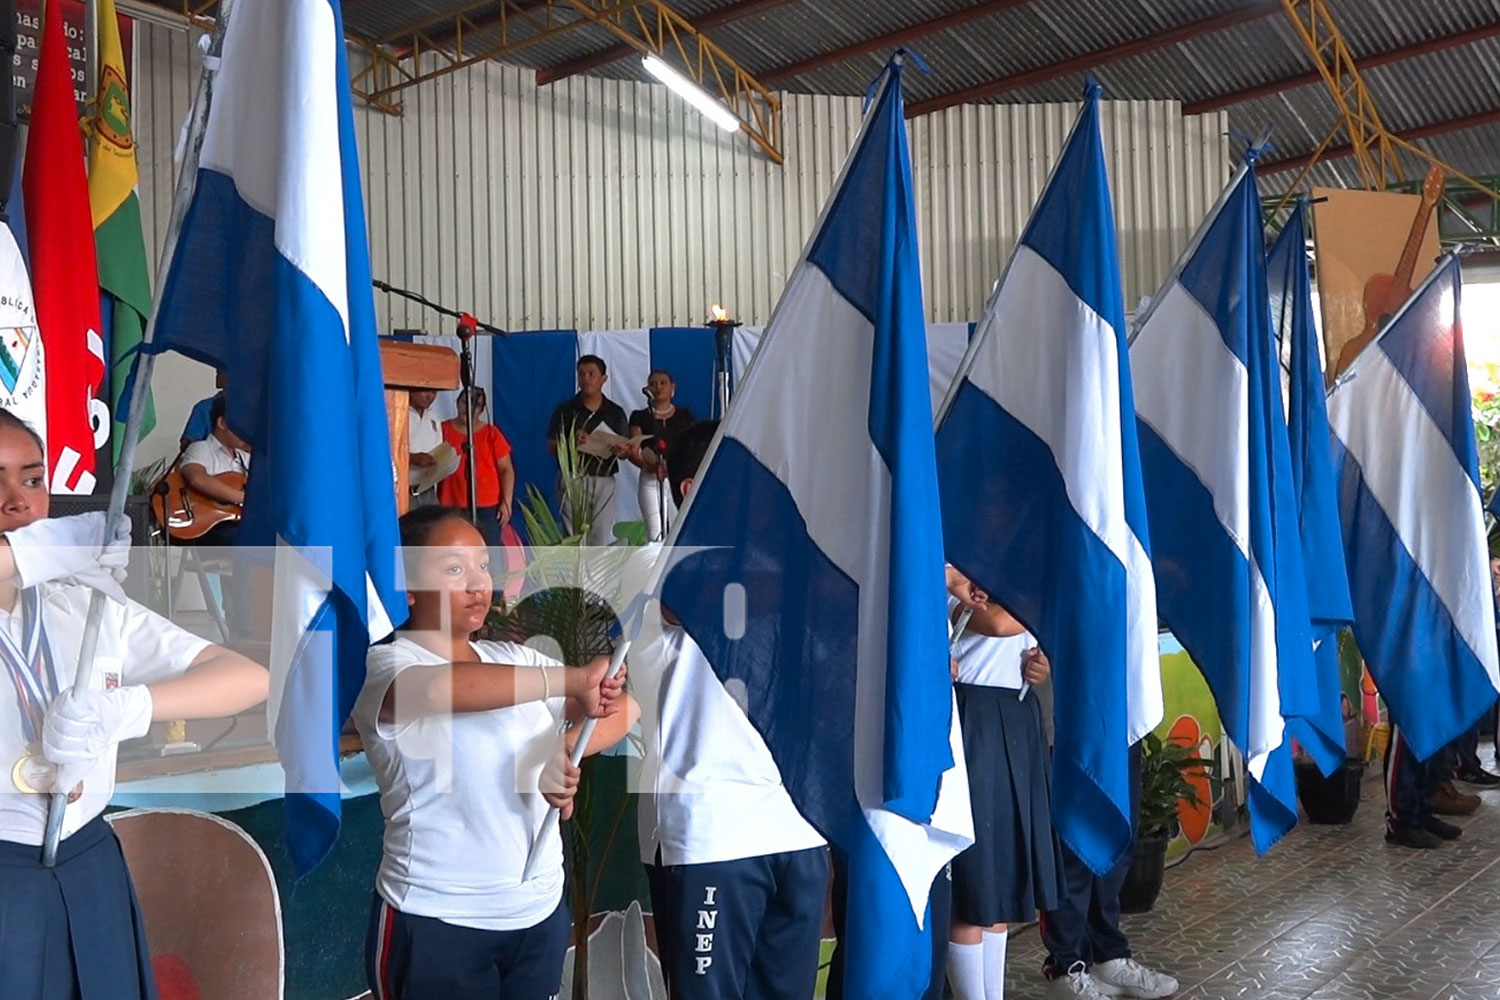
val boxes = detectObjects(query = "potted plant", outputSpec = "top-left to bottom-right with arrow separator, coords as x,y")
1119,731 -> 1210,914
1293,629 -> 1367,824
485,435 -> 642,1000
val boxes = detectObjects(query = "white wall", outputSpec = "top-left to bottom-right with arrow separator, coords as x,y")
128,19 -> 1230,468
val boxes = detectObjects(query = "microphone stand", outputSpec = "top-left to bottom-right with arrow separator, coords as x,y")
456,315 -> 479,527
373,279 -> 509,338
643,390 -> 670,542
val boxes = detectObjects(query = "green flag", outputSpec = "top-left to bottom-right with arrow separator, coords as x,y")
89,0 -> 155,462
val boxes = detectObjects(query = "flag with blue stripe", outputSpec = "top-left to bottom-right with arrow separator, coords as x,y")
1130,162 -> 1316,851
1326,256 -> 1499,760
1268,206 -> 1353,773
659,58 -> 973,999
933,87 -> 1160,875
147,0 -> 405,875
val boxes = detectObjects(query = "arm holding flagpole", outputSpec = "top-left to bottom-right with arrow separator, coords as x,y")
40,0 -> 238,868
521,638 -> 632,881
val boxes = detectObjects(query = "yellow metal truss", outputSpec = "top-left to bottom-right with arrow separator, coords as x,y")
1275,0 -> 1500,217
349,0 -> 783,163
1280,0 -> 1404,190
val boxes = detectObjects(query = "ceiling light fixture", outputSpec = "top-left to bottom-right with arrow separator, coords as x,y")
643,54 -> 740,133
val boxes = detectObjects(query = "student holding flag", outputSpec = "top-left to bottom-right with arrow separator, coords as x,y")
0,408 -> 269,1000
929,82 -> 1174,1000
657,53 -> 974,1000
1326,255 -> 1500,847
944,567 -> 1061,1000
637,420 -> 829,1000
1131,146 -> 1316,854
353,506 -> 633,999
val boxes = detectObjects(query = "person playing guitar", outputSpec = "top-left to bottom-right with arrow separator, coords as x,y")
172,395 -> 251,547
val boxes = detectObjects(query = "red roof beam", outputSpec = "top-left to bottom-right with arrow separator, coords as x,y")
535,0 -> 800,85
756,0 -> 1032,87
1259,106 -> 1500,175
905,1 -> 1282,119
1186,21 -> 1500,115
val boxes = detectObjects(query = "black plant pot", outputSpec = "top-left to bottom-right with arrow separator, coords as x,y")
1295,757 -> 1365,825
1118,830 -> 1170,915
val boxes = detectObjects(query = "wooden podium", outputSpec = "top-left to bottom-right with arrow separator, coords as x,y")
379,340 -> 461,514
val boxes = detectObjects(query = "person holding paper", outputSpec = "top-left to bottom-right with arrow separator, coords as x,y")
546,355 -> 629,546
626,369 -> 696,541
438,387 -> 515,547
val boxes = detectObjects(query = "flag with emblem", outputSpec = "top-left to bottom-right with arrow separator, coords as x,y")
0,228 -> 45,447
89,0 -> 155,462
24,0 -> 105,494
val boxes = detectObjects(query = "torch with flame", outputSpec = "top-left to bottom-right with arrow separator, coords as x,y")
706,304 -> 738,417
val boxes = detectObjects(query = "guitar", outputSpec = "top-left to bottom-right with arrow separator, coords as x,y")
150,469 -> 246,541
1333,166 -> 1445,378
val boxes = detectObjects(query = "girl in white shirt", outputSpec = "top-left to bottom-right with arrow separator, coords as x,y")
0,407 -> 268,1000
354,506 -> 637,1000
945,569 -> 1062,1000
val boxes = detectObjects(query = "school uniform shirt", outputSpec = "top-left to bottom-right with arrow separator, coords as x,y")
178,434 -> 250,477
951,629 -> 1032,689
0,583 -> 211,846
408,407 -> 442,457
353,636 -> 569,932
636,626 -> 825,867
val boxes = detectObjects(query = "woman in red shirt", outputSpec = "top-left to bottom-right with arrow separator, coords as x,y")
439,387 -> 516,547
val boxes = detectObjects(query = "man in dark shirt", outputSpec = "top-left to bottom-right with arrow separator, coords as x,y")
547,353 -> 629,545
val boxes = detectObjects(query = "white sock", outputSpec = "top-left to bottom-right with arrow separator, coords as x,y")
982,929 -> 1008,999
946,941 -> 985,1000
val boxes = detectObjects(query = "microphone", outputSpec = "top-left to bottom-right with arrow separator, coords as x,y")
642,387 -> 652,401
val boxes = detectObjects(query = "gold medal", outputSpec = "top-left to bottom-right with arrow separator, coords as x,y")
11,750 -> 53,795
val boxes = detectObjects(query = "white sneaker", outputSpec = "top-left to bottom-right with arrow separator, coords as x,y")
1089,957 -> 1180,998
1047,961 -> 1110,999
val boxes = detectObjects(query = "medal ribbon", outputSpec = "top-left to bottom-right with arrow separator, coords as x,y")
1,590 -> 58,745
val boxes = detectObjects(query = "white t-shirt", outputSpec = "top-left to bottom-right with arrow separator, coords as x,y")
951,629 -> 1033,689
636,627 -> 825,867
353,636 -> 568,931
179,434 -> 250,477
0,583 -> 211,845
408,407 -> 442,457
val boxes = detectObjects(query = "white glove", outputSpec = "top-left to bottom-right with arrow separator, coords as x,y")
41,686 -> 154,794
6,512 -> 131,590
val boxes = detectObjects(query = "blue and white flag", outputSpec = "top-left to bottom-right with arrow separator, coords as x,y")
1327,256 -> 1500,760
933,87 -> 1160,875
1268,206 -> 1353,773
148,0 -> 405,875
1131,161 -> 1316,851
659,58 -> 972,1000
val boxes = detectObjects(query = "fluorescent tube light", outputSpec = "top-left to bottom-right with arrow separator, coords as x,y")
643,54 -> 740,133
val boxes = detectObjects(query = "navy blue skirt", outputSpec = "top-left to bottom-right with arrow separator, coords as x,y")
951,684 -> 1065,926
0,817 -> 158,1000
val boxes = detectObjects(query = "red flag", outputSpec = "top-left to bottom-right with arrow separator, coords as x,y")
23,0 -> 105,494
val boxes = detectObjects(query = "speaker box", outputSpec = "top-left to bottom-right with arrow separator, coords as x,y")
46,494 -> 158,604
47,493 -> 156,546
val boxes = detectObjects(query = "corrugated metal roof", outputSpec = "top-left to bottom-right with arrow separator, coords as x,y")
306,0 -> 1500,195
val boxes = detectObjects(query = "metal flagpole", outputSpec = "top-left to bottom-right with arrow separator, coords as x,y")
41,0 -> 238,867
520,639 -> 630,881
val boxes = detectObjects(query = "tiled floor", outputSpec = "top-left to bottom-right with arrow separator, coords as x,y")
1002,755 -> 1500,1000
